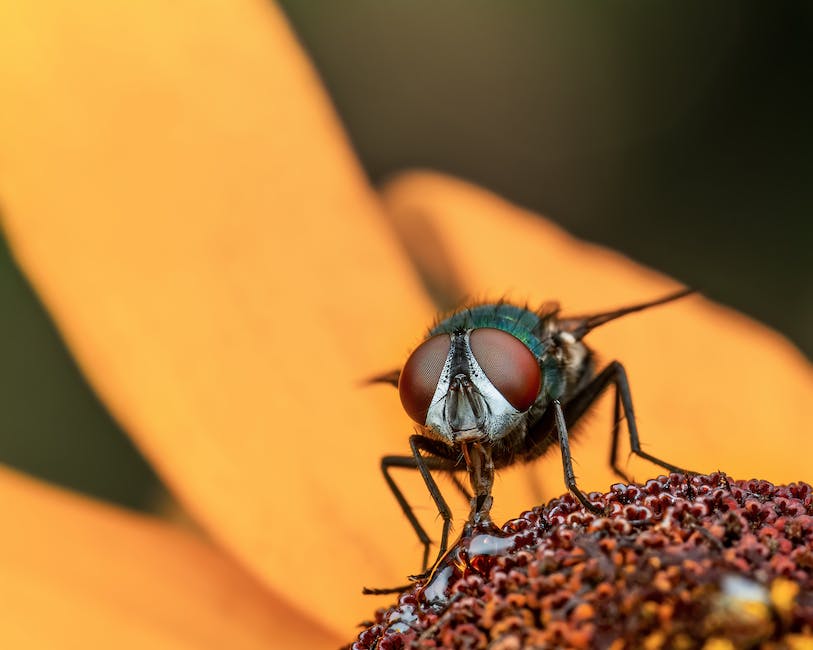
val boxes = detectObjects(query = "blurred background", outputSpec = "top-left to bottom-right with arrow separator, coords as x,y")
0,2 -> 810,512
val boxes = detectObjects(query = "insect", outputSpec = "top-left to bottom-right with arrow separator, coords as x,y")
368,289 -> 695,583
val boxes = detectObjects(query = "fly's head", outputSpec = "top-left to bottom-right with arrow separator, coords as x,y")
398,327 -> 542,447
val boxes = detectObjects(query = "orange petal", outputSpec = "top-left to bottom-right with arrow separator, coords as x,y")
381,172 -> 813,523
0,466 -> 339,648
0,0 -> 433,635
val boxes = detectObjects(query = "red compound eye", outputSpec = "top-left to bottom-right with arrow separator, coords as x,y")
398,334 -> 451,424
469,328 -> 541,412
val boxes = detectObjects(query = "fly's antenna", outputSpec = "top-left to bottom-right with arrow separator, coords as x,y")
561,288 -> 697,341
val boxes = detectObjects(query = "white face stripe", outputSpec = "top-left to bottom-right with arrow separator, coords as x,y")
423,330 -> 525,444
424,334 -> 454,425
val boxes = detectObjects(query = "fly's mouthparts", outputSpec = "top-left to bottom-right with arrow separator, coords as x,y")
452,428 -> 485,443
446,374 -> 486,433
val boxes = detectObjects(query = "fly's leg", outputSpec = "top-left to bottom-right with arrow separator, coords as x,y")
563,360 -> 692,481
379,455 -> 433,570
405,435 -> 455,574
607,361 -> 691,476
362,436 -> 458,595
608,381 -> 632,482
552,399 -> 602,513
379,448 -> 455,571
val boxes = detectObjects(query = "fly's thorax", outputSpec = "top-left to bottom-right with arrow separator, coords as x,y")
537,329 -> 595,403
560,331 -> 594,394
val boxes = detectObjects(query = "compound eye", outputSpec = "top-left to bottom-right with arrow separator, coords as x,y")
399,334 -> 451,424
469,328 -> 541,412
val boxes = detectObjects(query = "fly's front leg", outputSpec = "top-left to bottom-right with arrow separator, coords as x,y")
407,435 -> 454,575
379,455 -> 433,572
377,436 -> 456,574
363,443 -> 457,596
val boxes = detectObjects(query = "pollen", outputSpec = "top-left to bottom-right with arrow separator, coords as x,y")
350,474 -> 813,649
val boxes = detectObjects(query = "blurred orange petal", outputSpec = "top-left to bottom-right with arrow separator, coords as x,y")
0,466 -> 338,648
0,0 -> 433,634
381,171 -> 813,523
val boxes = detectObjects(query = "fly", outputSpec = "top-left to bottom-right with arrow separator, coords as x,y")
364,288 -> 695,592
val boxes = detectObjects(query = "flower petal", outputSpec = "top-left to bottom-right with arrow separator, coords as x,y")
381,172 -> 813,522
0,0 -> 432,634
0,466 -> 339,648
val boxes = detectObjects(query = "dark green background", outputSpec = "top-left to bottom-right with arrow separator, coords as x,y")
1,3 -> 810,511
